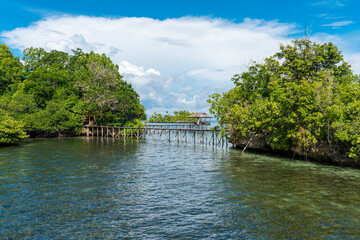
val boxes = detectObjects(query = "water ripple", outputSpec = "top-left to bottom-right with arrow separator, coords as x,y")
1,137 -> 360,239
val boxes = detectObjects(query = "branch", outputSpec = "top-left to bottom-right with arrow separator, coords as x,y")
242,131 -> 256,154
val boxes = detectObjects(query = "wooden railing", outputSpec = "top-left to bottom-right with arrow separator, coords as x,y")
84,125 -> 228,147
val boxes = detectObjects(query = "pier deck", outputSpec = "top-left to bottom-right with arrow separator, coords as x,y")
84,126 -> 228,147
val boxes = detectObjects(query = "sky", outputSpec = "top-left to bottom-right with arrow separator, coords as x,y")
1,0 -> 360,116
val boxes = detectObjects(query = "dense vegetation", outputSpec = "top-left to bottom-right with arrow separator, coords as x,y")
209,39 -> 360,164
0,44 -> 146,145
146,110 -> 195,123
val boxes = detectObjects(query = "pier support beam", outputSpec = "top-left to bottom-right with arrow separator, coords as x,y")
86,126 -> 225,148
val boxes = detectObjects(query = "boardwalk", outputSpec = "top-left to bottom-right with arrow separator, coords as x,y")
84,125 -> 228,147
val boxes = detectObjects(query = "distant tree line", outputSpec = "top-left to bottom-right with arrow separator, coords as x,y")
146,110 -> 195,123
0,44 -> 146,145
208,39 -> 360,165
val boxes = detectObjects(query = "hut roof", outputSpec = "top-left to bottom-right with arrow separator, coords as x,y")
187,112 -> 213,118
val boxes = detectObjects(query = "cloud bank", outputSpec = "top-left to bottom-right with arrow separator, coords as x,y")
2,16 -> 299,115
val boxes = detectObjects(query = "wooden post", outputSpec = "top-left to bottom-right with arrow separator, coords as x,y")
169,130 -> 171,142
212,131 -> 215,146
86,127 -> 89,137
112,127 -> 115,138
177,130 -> 180,143
186,130 -> 188,143
124,128 -> 126,140
101,127 -> 104,137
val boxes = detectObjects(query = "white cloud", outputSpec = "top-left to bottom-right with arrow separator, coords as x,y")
2,16 -> 300,115
322,20 -> 354,28
313,0 -> 346,7
118,60 -> 160,86
345,53 -> 360,73
317,13 -> 345,20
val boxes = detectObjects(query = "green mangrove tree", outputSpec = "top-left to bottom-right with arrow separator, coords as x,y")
208,39 -> 360,164
0,44 -> 146,144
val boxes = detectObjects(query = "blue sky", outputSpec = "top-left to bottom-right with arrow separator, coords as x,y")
1,0 -> 360,115
2,0 -> 358,34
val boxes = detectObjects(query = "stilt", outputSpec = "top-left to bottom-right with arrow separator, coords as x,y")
87,125 -> 223,147
212,131 -> 215,146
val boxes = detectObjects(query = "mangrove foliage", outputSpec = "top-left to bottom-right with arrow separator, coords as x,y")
0,44 -> 146,145
208,39 -> 360,164
146,110 -> 195,123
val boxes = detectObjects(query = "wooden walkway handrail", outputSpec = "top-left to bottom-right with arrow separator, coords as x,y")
86,126 -> 219,131
84,125 -> 228,147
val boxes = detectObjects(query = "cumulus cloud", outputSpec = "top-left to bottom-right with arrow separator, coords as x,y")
2,16 -> 299,115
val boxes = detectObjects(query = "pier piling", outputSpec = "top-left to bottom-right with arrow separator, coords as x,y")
84,125 -> 228,147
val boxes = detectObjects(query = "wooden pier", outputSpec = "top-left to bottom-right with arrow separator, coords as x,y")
146,124 -> 211,130
84,126 -> 228,147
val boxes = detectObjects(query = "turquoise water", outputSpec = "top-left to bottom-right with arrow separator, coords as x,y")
1,137 -> 360,239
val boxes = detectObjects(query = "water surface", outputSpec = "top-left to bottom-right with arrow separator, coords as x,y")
1,137 -> 360,239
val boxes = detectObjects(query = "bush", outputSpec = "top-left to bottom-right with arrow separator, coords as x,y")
0,109 -> 28,145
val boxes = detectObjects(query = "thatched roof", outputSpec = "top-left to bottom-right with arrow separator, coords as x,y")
187,112 -> 213,118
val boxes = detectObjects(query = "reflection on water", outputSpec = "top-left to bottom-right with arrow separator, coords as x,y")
1,137 -> 360,239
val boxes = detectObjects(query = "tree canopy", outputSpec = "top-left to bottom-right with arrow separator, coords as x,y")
208,39 -> 360,163
146,110 -> 195,123
0,44 -> 146,145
